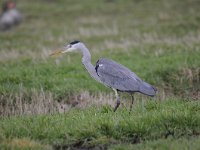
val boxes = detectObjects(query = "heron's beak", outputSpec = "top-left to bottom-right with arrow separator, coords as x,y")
50,45 -> 75,56
49,49 -> 63,56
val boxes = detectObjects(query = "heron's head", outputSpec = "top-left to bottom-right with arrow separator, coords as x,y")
3,1 -> 16,12
50,40 -> 82,56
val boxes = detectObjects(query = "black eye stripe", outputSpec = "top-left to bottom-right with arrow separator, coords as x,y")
70,40 -> 80,45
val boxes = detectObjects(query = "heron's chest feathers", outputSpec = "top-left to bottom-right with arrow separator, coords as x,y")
95,63 -> 104,75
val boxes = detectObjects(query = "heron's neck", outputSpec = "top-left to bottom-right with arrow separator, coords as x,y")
80,45 -> 101,83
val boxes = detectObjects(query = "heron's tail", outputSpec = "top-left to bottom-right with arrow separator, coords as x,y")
139,81 -> 157,96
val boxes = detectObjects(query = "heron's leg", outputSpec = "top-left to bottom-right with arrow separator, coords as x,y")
129,94 -> 134,113
113,88 -> 120,112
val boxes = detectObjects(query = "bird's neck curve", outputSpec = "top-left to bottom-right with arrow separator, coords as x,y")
79,44 -> 101,83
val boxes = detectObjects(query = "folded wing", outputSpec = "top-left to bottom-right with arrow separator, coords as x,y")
95,58 -> 156,96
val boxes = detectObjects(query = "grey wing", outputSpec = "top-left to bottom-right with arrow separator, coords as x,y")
95,58 -> 156,96
95,58 -> 141,92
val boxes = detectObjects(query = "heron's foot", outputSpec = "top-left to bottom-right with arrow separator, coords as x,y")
113,99 -> 120,112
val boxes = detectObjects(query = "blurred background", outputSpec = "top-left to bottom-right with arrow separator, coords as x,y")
0,0 -> 199,115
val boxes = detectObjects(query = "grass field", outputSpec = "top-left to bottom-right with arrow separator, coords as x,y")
0,0 -> 200,149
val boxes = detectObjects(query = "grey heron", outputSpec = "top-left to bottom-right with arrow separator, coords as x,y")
0,1 -> 22,31
50,41 -> 157,112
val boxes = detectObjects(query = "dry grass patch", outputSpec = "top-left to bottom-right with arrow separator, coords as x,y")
0,89 -> 116,116
1,138 -> 51,150
103,31 -> 200,50
0,88 -> 165,117
0,48 -> 53,63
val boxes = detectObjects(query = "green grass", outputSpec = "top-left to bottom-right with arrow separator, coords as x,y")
0,99 -> 200,149
0,0 -> 200,149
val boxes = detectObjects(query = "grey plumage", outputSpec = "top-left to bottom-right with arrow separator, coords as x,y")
0,1 -> 22,31
51,41 -> 157,112
96,58 -> 156,96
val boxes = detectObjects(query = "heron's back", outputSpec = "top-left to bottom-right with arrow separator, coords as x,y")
96,58 -> 156,96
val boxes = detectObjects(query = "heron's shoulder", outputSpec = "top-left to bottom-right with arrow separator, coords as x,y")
96,58 -> 117,65
95,58 -> 116,74
96,57 -> 143,83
